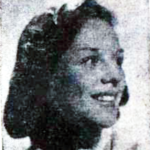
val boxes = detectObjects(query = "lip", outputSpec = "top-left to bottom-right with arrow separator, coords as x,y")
91,92 -> 117,106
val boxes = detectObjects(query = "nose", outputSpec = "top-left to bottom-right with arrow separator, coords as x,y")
101,78 -> 119,87
100,65 -> 124,87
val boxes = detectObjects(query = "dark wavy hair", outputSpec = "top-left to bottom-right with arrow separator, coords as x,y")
4,0 -> 129,149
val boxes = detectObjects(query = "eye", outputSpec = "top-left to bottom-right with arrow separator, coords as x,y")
80,56 -> 98,65
80,56 -> 91,64
116,49 -> 124,66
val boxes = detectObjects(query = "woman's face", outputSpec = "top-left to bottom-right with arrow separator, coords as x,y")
56,19 -> 125,127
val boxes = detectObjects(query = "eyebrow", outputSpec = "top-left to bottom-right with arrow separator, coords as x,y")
79,47 -> 99,51
78,47 -> 125,53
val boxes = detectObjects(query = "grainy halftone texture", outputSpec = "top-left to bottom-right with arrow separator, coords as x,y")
1,0 -> 150,150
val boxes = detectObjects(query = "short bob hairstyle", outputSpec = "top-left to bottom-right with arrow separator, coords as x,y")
4,0 -> 129,149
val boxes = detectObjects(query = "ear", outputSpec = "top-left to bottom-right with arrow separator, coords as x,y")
3,12 -> 55,138
119,85 -> 129,106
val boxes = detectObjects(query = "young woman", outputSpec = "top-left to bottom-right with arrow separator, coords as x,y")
4,0 -> 129,149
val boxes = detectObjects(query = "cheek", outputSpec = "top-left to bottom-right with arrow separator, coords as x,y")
65,71 -> 88,102
67,72 -> 80,84
75,69 -> 100,89
67,71 -> 89,90
66,66 -> 103,92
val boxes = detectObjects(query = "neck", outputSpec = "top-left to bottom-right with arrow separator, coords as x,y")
30,111 -> 102,150
47,111 -> 102,150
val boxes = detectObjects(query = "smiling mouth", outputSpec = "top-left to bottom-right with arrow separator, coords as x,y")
91,92 -> 116,102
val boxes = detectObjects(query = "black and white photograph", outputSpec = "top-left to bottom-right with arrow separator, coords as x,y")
1,0 -> 150,150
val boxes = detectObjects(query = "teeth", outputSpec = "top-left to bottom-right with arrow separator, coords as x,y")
98,96 -> 114,101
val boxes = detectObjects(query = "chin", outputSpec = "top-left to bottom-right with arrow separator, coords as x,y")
99,119 -> 117,128
93,109 -> 120,128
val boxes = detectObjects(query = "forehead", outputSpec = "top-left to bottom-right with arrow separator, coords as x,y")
71,19 -> 119,51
